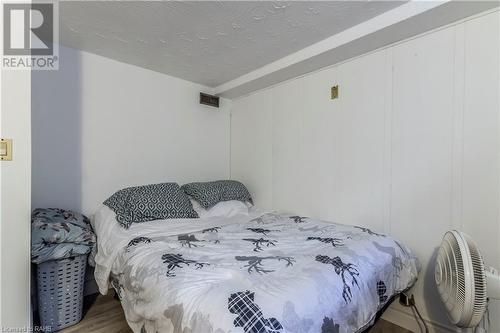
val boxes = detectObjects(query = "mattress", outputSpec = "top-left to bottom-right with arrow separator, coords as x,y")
92,206 -> 419,333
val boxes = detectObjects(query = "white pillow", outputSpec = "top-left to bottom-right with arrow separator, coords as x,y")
191,199 -> 249,218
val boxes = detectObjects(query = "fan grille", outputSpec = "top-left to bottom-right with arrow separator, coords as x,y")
464,233 -> 487,326
435,231 -> 487,328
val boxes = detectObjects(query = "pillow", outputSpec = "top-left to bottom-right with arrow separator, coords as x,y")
181,180 -> 252,209
190,199 -> 205,216
104,183 -> 198,228
191,199 -> 249,218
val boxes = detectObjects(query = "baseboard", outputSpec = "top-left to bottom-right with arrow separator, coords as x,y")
382,306 -> 459,333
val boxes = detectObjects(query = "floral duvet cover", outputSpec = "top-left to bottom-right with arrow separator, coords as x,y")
92,206 -> 419,333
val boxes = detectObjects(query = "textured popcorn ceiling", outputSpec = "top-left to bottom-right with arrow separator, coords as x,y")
60,1 -> 405,87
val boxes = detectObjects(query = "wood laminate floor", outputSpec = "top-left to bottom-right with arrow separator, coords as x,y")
60,293 -> 413,333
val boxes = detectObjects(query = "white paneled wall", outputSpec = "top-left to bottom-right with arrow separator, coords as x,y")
389,23 -> 457,330
231,11 -> 500,333
231,90 -> 273,210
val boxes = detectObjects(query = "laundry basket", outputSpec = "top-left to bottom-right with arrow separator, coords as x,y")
37,254 -> 87,332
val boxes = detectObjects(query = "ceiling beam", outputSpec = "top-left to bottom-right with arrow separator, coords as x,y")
215,1 -> 499,99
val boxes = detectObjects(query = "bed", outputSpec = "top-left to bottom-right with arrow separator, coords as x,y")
92,205 -> 419,333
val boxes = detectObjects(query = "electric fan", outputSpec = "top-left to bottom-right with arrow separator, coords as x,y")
435,230 -> 500,328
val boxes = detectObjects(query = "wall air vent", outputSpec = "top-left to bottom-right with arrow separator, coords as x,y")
200,92 -> 219,108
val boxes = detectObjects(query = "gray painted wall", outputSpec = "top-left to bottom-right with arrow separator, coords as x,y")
31,46 -> 230,215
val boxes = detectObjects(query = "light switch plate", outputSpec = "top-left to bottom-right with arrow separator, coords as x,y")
0,138 -> 12,161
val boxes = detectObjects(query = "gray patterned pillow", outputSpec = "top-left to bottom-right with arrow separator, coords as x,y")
104,183 -> 198,228
181,180 -> 253,209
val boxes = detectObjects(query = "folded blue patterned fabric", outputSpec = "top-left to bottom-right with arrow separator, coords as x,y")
31,208 -> 96,264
